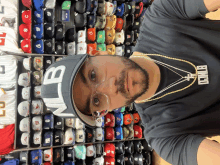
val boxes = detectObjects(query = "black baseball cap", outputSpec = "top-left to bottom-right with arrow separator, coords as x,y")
41,54 -> 96,127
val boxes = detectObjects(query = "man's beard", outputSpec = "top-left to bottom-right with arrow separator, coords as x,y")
116,57 -> 149,106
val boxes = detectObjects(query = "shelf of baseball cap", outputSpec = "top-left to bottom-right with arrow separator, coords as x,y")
14,54 -> 68,150
8,140 -> 152,165
18,0 -> 152,57
11,137 -> 146,152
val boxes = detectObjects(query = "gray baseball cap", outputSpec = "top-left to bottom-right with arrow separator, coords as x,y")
41,54 -> 96,127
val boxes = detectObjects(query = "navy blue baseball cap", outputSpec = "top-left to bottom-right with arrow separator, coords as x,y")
115,126 -> 123,140
115,112 -> 123,126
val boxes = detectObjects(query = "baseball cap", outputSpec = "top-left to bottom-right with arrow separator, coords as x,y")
41,54 -> 99,127
31,150 -> 43,164
74,145 -> 86,160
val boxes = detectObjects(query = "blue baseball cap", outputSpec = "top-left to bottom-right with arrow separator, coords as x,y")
115,112 -> 123,126
3,159 -> 19,165
116,4 -> 125,17
33,40 -> 44,54
34,9 -> 44,23
31,150 -> 43,164
115,126 -> 123,140
43,131 -> 53,146
44,113 -> 54,129
33,24 -> 44,40
64,161 -> 75,165
33,0 -> 44,11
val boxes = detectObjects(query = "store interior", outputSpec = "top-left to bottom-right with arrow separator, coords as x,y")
0,0 -> 219,164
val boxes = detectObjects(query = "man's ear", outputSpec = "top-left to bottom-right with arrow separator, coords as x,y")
90,50 -> 109,56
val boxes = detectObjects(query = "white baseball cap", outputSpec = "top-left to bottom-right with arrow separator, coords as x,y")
44,149 -> 52,162
76,129 -> 85,143
94,156 -> 104,165
65,118 -> 75,128
18,101 -> 30,117
86,145 -> 96,157
95,128 -> 104,141
64,128 -> 75,145
21,132 -> 29,146
19,117 -> 30,132
32,116 -> 42,131
77,30 -> 86,43
33,132 -> 42,145
75,118 -> 85,129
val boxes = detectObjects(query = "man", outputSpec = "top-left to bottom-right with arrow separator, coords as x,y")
41,0 -> 220,165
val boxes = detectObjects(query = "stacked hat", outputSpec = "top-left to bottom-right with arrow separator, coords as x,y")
105,113 -> 115,127
74,145 -> 86,160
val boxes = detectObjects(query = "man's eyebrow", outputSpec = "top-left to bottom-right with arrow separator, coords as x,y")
79,61 -> 88,85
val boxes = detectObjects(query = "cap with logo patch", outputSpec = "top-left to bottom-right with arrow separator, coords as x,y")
31,150 -> 43,164
104,143 -> 115,158
34,9 -> 44,24
41,54 -> 113,128
74,145 -> 86,160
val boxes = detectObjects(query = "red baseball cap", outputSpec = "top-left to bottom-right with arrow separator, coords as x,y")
105,127 -> 115,141
133,125 -> 142,138
19,24 -> 31,39
22,10 -> 32,24
87,28 -> 96,42
105,113 -> 115,127
104,143 -> 115,157
104,157 -> 115,165
21,39 -> 31,53
123,114 -> 133,125
133,113 -> 140,124
115,18 -> 123,32
87,43 -> 97,55
22,0 -> 32,8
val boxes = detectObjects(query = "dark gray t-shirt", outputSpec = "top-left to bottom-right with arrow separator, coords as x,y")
133,0 -> 220,165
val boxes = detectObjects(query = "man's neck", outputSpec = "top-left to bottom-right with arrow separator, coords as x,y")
130,52 -> 161,103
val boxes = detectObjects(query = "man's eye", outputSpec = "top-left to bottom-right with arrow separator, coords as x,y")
93,97 -> 100,106
91,70 -> 96,81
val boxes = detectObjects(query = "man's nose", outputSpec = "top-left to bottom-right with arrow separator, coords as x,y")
96,77 -> 117,96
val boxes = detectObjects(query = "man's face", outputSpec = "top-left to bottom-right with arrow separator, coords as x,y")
72,55 -> 149,116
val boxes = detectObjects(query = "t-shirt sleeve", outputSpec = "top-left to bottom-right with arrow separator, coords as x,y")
149,134 -> 205,165
147,0 -> 209,19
